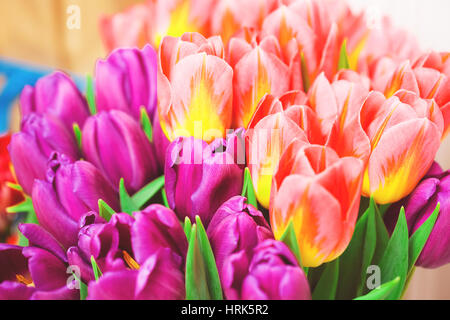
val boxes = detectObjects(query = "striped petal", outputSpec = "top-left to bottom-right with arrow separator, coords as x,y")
159,53 -> 233,142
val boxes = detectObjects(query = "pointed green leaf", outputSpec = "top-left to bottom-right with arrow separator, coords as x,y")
6,182 -> 23,192
354,277 -> 401,300
195,216 -> 223,300
184,217 -> 192,240
338,39 -> 350,70
408,203 -> 440,273
162,188 -> 170,208
98,199 -> 116,222
242,168 -> 257,208
131,175 -> 165,209
185,217 -> 223,300
7,197 -> 33,214
73,273 -> 88,300
312,259 -> 339,300
91,256 -> 103,281
371,202 -> 390,267
336,198 -> 377,299
300,52 -> 311,92
119,178 -> 139,215
140,107 -> 153,143
17,201 -> 39,247
185,224 -> 210,300
378,208 -> 409,300
280,221 -> 303,269
86,74 -> 97,115
73,123 -> 82,150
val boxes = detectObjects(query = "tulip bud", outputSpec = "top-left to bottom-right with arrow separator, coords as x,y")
82,110 -> 159,194
222,239 -> 311,300
20,72 -> 90,131
9,114 -> 80,195
32,155 -> 120,248
384,162 -> 450,268
207,196 -> 273,276
95,45 -> 158,120
165,129 -> 245,226
132,205 -> 188,265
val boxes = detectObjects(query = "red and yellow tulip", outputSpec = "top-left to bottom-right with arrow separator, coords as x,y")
360,91 -> 443,204
270,141 -> 364,267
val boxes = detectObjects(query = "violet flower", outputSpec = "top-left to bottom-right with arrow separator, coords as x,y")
385,162 -> 450,268
82,110 -> 159,194
20,71 -> 90,131
32,154 -> 119,249
0,224 -> 79,300
9,114 -> 80,195
207,196 -> 273,278
222,240 -> 311,300
95,45 -> 157,120
165,129 -> 245,226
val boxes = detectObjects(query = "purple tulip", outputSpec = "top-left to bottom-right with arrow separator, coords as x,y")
9,114 -> 80,194
132,205 -> 188,265
0,225 -> 79,300
82,110 -> 159,194
32,154 -> 120,249
165,129 -> 245,226
20,72 -> 90,131
87,248 -> 185,300
68,213 -> 134,282
385,162 -> 450,268
222,240 -> 311,300
207,196 -> 273,278
95,45 -> 157,120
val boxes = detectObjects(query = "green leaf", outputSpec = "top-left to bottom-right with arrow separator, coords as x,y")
195,216 -> 223,300
17,200 -> 39,247
280,221 -> 303,269
336,198 -> 377,299
185,217 -> 223,300
186,225 -> 209,300
378,207 -> 409,300
408,203 -> 440,273
119,178 -> 139,215
162,188 -> 170,208
354,277 -> 401,300
73,123 -> 82,150
131,175 -> 165,209
98,199 -> 116,222
242,168 -> 257,208
86,74 -> 97,115
300,52 -> 311,92
91,256 -> 103,281
73,273 -> 88,300
338,39 -> 350,70
312,259 -> 339,300
371,203 -> 390,267
7,197 -> 33,214
184,217 -> 192,240
140,107 -> 153,143
6,182 -> 23,192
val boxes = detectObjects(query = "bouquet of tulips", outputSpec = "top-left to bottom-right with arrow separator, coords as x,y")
1,0 -> 449,300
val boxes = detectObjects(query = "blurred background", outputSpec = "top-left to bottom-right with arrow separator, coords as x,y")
0,0 -> 449,299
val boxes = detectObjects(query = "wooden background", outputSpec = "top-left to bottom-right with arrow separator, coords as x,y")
0,0 -> 449,299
